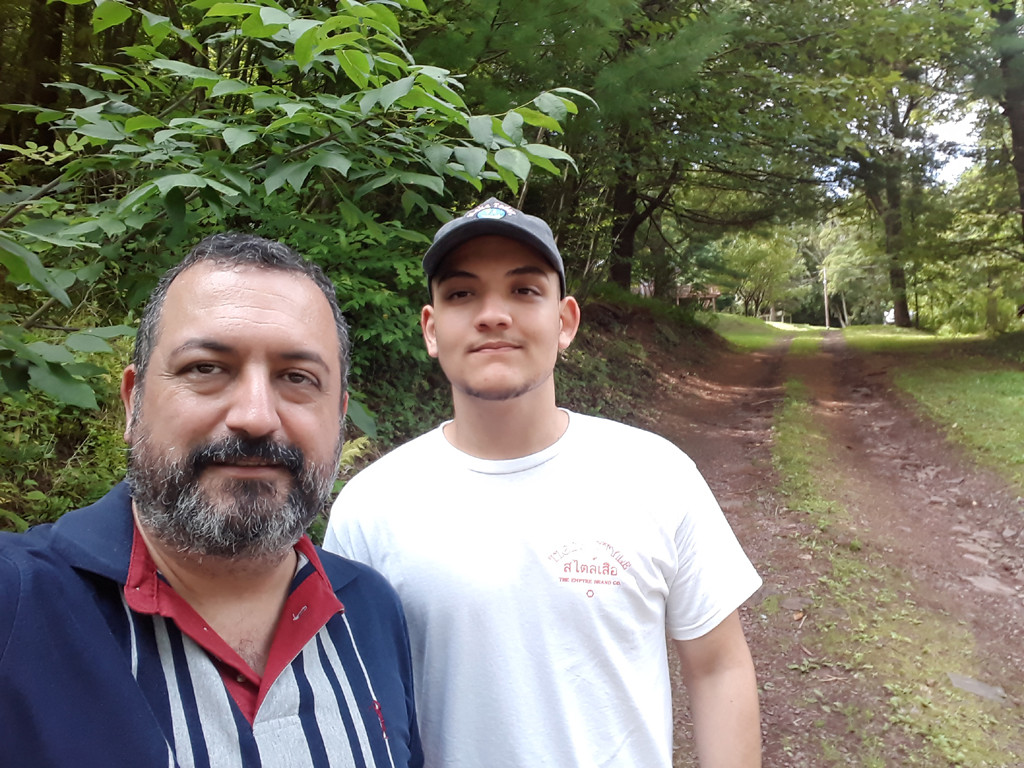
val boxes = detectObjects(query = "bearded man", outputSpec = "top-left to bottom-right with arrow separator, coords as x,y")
0,233 -> 422,768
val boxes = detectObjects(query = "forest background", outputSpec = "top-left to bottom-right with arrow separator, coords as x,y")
4,0 -> 1024,530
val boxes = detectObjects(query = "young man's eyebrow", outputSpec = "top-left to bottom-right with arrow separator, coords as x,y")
436,265 -> 550,284
434,269 -> 478,286
506,265 -> 550,279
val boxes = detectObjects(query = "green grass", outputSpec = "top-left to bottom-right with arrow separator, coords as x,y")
843,327 -> 1024,492
699,312 -> 820,351
770,376 -> 1020,766
843,325 -> 977,356
896,362 -> 1024,490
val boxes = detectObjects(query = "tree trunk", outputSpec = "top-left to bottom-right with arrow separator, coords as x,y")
22,0 -> 66,144
991,1 -> 1024,244
609,175 -> 640,290
859,138 -> 912,328
71,4 -> 93,93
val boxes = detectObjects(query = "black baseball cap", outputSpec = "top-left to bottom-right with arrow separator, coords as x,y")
422,197 -> 566,296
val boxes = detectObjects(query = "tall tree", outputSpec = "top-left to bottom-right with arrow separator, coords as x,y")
988,1 -> 1024,243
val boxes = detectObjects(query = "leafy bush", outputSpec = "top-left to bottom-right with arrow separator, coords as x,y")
0,346 -> 125,531
1,0 -> 585,522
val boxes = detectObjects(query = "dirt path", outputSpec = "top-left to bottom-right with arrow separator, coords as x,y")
643,330 -> 1024,766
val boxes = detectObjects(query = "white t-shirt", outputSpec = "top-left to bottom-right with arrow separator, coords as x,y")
324,411 -> 760,768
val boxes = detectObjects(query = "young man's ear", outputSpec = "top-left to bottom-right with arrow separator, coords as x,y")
421,304 -> 439,358
558,296 -> 581,351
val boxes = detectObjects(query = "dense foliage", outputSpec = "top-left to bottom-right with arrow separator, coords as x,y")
4,0 -> 1024,528
0,0 -> 583,528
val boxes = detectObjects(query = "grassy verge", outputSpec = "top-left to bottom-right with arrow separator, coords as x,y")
844,327 -> 1024,492
697,312 -> 792,351
700,311 -> 830,353
771,378 -> 1017,766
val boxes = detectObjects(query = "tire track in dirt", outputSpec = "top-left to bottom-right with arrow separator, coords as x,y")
645,330 -> 1024,766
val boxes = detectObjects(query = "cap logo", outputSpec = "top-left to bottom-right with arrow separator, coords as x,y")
464,198 -> 517,221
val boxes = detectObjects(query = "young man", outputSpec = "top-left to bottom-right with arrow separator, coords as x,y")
0,234 -> 422,767
324,198 -> 762,767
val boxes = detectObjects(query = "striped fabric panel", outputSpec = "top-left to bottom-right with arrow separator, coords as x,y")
122,597 -> 396,768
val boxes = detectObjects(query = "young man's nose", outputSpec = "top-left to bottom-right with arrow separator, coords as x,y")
474,293 -> 512,329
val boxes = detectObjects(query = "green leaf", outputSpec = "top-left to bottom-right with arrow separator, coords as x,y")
550,87 -> 594,111
534,92 -> 568,121
294,25 -> 319,68
34,109 -> 66,124
376,76 -> 415,110
259,7 -> 293,26
501,111 -> 525,144
453,146 -> 487,177
396,86 -> 463,120
400,189 -> 430,215
65,332 -> 114,354
219,167 -> 253,195
311,151 -> 352,176
492,162 -> 520,194
154,173 -> 208,195
138,9 -> 173,46
514,107 -> 562,132
20,220 -> 97,249
223,126 -> 259,153
468,115 -> 494,147
65,362 -> 108,378
424,144 -> 452,174
338,50 -> 371,89
76,261 -> 106,284
205,3 -> 262,19
396,171 -> 444,196
93,1 -> 132,33
28,362 -> 98,409
125,115 -> 165,132
523,143 -> 576,170
264,161 -> 291,195
150,58 -> 221,83
284,159 -> 311,193
88,324 -> 136,339
0,235 -> 72,307
75,120 -> 126,141
211,79 -> 257,97
26,341 -> 76,365
0,508 -> 29,533
346,397 -> 377,439
168,117 -> 226,131
116,181 -> 160,214
242,11 -> 286,39
495,147 -> 531,181
265,160 -> 315,194
354,172 -> 397,199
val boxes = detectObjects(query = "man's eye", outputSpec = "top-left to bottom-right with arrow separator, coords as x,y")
189,363 -> 220,375
285,371 -> 317,386
446,290 -> 472,300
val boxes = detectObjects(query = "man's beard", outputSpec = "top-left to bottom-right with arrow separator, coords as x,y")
126,431 -> 340,560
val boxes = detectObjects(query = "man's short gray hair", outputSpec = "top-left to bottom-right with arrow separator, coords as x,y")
131,233 -> 350,397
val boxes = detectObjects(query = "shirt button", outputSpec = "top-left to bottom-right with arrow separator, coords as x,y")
237,674 -> 246,683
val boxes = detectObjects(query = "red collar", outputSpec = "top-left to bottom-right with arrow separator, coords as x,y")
124,521 -> 344,722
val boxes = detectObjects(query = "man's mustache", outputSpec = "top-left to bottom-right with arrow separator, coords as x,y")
188,436 -> 305,480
